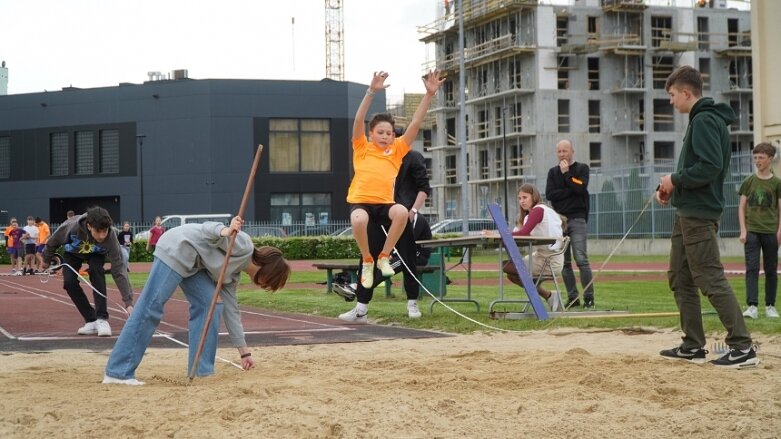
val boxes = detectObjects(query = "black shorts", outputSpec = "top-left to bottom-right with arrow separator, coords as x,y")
350,203 -> 397,225
24,243 -> 36,255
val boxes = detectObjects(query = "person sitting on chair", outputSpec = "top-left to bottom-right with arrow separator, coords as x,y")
501,184 -> 565,311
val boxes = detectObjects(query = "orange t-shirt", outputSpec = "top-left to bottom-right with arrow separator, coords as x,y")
346,136 -> 410,204
37,222 -> 50,244
4,225 -> 14,247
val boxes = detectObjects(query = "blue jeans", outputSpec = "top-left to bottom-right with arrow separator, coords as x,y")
561,218 -> 594,299
744,232 -> 778,306
105,260 -> 223,379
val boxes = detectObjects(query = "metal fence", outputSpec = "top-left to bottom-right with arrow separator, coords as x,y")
586,152 -> 753,239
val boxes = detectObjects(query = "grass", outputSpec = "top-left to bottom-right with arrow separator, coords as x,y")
122,260 -> 779,336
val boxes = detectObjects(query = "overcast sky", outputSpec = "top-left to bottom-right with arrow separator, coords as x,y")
0,0 -> 439,103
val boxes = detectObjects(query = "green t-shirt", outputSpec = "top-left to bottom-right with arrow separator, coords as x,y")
739,173 -> 781,234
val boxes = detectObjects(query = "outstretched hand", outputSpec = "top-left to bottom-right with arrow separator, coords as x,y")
422,69 -> 445,95
370,71 -> 390,92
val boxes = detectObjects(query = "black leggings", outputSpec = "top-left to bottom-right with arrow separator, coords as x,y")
355,219 -> 419,304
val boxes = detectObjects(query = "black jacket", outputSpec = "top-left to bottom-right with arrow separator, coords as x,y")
545,161 -> 590,221
395,150 -> 431,210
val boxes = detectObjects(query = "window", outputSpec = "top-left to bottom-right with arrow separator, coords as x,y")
270,193 -> 331,224
653,99 -> 674,131
558,100 -> 570,133
557,56 -> 569,90
50,132 -> 68,176
270,119 -> 331,172
556,16 -> 568,47
0,136 -> 9,179
589,142 -> 601,169
697,16 -> 709,50
477,110 -> 487,138
587,16 -> 599,41
445,154 -> 457,184
652,57 -> 674,89
509,57 -> 522,89
727,18 -> 738,46
99,129 -> 119,174
494,107 -> 502,136
495,146 -> 503,178
699,58 -> 711,90
75,131 -> 94,175
509,143 -> 523,176
730,100 -> 741,130
587,58 -> 599,90
651,16 -> 672,48
511,102 -> 522,132
479,149 -> 489,179
422,128 -> 432,150
588,100 -> 600,133
749,100 -> 754,130
654,141 -> 674,161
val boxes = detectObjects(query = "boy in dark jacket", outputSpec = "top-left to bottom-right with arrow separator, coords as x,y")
42,206 -> 133,337
657,65 -> 757,368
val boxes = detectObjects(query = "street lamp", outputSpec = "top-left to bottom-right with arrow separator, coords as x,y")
136,134 -> 146,221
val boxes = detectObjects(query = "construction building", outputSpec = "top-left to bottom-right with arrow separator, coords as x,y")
419,0 -> 752,221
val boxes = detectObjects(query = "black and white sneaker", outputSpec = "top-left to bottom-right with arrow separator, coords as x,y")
659,346 -> 709,364
583,296 -> 595,309
710,346 -> 759,369
333,283 -> 356,302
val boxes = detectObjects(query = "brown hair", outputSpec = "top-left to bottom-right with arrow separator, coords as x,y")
515,184 -> 542,228
251,246 -> 291,291
753,142 -> 777,158
368,113 -> 395,131
665,65 -> 703,97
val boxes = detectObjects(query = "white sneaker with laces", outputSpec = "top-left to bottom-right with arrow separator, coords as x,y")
766,305 -> 779,318
547,292 -> 560,312
102,375 -> 144,386
77,321 -> 98,335
360,262 -> 374,289
376,256 -> 395,277
407,301 -> 422,319
339,307 -> 368,323
742,305 -> 758,319
96,319 -> 112,337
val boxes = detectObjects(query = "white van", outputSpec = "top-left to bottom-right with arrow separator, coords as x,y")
133,214 -> 232,240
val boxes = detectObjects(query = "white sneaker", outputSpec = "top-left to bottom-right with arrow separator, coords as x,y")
360,262 -> 374,289
77,321 -> 98,335
96,319 -> 112,337
742,305 -> 758,319
339,307 -> 368,323
376,256 -> 395,277
102,375 -> 144,386
407,301 -> 422,319
766,305 -> 779,318
547,292 -> 560,312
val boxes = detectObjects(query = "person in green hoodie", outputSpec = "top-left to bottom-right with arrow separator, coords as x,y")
656,65 -> 757,369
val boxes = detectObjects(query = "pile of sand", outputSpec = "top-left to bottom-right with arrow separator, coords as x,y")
1,329 -> 779,438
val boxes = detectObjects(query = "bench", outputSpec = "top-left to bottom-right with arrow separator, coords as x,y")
312,263 -> 438,298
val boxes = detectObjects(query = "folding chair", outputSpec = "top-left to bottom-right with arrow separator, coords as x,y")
533,236 -> 569,312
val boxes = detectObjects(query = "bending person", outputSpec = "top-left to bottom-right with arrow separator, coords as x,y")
501,184 -> 565,311
104,217 -> 291,385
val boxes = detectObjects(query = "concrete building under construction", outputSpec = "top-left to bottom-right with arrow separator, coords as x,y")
419,0 -> 752,221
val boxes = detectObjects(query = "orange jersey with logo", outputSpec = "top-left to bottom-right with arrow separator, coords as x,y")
346,136 -> 410,204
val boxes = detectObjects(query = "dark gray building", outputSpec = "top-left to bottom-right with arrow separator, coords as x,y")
0,77 -> 384,224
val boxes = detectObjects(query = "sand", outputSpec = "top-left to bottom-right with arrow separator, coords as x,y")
1,329 -> 779,439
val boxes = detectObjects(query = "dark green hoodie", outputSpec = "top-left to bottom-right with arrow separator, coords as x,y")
670,97 -> 736,220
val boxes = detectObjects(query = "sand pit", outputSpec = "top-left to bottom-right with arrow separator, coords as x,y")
1,329 -> 779,438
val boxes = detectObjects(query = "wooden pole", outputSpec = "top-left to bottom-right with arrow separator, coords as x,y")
189,144 -> 264,381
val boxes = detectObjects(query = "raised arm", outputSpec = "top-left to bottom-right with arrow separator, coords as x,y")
401,70 -> 445,146
353,71 -> 390,142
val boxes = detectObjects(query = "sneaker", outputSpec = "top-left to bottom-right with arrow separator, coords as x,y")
565,297 -> 580,309
546,293 -> 560,312
583,296 -> 595,309
742,305 -> 758,319
77,321 -> 98,335
407,301 -> 422,319
333,283 -> 357,302
710,346 -> 759,369
766,305 -> 779,318
659,346 -> 708,364
376,256 -> 395,277
102,375 -> 144,386
339,307 -> 368,324
360,262 -> 374,289
96,319 -> 112,337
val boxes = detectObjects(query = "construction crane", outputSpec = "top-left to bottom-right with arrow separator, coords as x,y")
325,0 -> 344,81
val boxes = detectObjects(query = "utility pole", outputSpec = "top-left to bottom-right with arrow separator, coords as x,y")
325,0 -> 344,81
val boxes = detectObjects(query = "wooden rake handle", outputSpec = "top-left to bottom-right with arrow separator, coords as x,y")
189,144 -> 264,381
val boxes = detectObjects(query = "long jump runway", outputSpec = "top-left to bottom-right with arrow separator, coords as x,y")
0,274 -> 447,352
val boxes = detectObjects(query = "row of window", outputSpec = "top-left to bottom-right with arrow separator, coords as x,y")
0,129 -> 119,179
